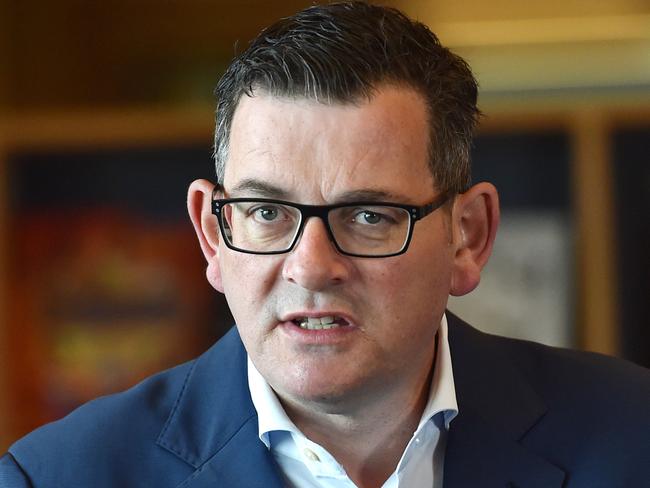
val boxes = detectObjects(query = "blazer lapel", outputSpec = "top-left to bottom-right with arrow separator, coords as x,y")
443,313 -> 565,488
444,409 -> 565,488
155,327 -> 284,488
176,416 -> 284,488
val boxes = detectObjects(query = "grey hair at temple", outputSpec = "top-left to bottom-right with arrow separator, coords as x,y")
213,1 -> 480,194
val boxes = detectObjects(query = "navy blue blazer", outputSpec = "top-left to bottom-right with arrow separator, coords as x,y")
2,313 -> 649,487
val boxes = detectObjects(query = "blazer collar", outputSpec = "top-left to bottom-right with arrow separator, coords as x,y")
444,312 -> 566,488
156,327 -> 284,488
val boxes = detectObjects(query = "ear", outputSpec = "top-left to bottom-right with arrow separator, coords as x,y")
187,179 -> 224,293
449,182 -> 500,296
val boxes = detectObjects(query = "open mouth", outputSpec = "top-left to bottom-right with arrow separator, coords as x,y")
291,316 -> 350,330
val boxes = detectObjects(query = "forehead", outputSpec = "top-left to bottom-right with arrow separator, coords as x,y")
224,86 -> 435,202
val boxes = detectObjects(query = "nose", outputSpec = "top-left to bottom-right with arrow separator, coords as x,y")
282,217 -> 350,291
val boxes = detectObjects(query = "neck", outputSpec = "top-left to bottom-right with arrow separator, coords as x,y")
280,345 -> 437,488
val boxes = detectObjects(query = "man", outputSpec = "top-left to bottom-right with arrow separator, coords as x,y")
2,2 -> 649,487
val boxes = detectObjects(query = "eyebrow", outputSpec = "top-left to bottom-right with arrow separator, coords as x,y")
226,178 -> 410,203
228,179 -> 291,199
334,189 -> 409,203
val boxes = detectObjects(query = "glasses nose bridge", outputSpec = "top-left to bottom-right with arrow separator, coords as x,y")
294,204 -> 338,248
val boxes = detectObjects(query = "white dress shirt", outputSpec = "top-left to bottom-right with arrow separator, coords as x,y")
247,314 -> 458,488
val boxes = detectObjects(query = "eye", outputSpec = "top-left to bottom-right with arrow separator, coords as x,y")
255,206 -> 279,221
246,204 -> 295,224
344,206 -> 404,228
356,210 -> 382,225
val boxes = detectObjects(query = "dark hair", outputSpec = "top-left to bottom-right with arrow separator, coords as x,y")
214,1 -> 479,194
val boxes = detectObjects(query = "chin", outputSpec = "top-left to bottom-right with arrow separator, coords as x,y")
278,372 -> 367,407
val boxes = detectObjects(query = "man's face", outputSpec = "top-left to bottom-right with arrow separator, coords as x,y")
218,86 -> 456,409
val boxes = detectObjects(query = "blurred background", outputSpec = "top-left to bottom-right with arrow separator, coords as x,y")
1,0 -> 648,451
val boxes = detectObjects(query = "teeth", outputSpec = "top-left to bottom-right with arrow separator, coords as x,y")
298,316 -> 340,330
309,316 -> 334,325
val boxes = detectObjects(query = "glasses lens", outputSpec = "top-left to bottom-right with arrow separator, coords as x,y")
220,201 -> 301,253
329,205 -> 411,256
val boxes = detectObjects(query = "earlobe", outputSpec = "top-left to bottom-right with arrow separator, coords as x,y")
449,182 -> 500,296
187,179 -> 224,292
205,259 -> 224,293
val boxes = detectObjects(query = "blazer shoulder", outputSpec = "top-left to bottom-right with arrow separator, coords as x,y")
8,357 -> 197,487
6,328 -> 246,488
448,312 -> 650,406
501,333 -> 650,404
448,313 -> 650,482
504,335 -> 650,481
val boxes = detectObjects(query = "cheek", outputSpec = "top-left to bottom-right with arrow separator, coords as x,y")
369,244 -> 453,320
220,256 -> 273,356
219,252 -> 282,316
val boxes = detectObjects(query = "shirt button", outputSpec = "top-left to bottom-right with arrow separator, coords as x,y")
303,448 -> 321,462
414,437 -> 421,444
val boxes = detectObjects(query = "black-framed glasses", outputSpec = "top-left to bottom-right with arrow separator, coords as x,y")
211,188 -> 449,258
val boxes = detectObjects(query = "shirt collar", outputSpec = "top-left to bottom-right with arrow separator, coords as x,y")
248,313 -> 458,447
419,313 -> 458,430
247,354 -> 301,448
